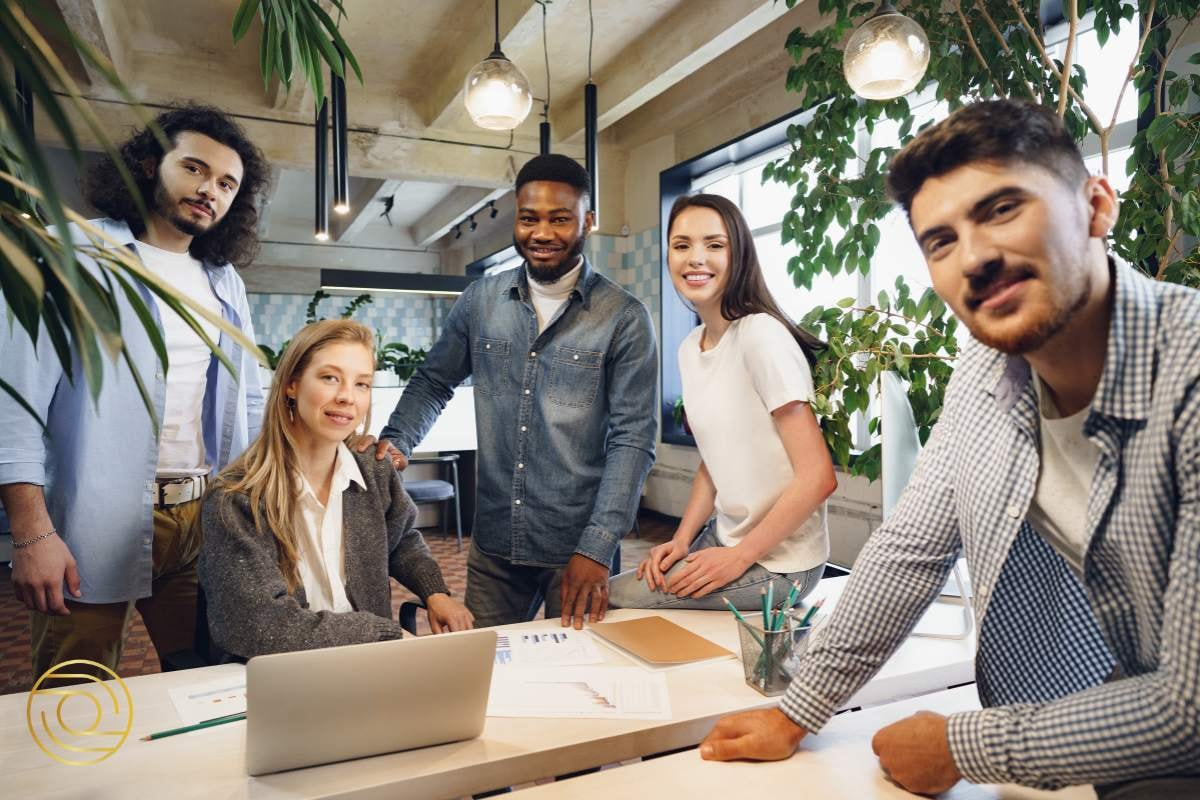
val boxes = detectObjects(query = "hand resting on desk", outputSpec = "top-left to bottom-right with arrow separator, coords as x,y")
700,707 -> 962,796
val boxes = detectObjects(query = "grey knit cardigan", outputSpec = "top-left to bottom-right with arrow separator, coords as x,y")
198,449 -> 450,659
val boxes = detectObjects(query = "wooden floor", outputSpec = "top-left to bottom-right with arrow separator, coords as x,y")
0,510 -> 677,696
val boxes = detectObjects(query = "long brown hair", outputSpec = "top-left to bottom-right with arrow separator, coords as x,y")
215,319 -> 375,591
667,193 -> 825,367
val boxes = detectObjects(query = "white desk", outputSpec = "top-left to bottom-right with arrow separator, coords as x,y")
0,581 -> 973,799
511,686 -> 1096,799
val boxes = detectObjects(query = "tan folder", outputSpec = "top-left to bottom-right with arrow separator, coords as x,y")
590,616 -> 733,666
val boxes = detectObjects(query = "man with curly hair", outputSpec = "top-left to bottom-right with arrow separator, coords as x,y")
0,104 -> 271,680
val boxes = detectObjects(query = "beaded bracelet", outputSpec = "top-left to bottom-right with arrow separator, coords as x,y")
12,528 -> 57,549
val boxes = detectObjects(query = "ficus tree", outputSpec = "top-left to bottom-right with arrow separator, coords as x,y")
774,0 -> 1198,479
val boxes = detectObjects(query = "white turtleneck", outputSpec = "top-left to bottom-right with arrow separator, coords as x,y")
526,259 -> 583,333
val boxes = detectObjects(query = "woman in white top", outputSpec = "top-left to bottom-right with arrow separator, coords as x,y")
199,320 -> 471,659
609,194 -> 837,611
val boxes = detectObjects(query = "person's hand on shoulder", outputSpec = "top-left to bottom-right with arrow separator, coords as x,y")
349,434 -> 407,470
425,593 -> 473,633
699,708 -> 807,762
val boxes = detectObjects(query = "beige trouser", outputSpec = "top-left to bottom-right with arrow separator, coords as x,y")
29,498 -> 203,683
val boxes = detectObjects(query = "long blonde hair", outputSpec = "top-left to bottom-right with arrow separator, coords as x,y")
217,319 -> 376,591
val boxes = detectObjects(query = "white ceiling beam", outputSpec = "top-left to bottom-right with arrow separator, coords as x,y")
420,0 -> 545,130
53,0 -> 134,86
331,178 -> 404,242
552,0 -> 789,142
411,186 -> 507,248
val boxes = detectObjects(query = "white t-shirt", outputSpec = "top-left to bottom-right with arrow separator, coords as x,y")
135,241 -> 222,477
678,313 -> 829,574
1026,375 -> 1101,576
294,443 -> 365,614
527,259 -> 582,333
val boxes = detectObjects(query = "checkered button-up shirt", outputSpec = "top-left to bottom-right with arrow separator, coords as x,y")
781,259 -> 1200,789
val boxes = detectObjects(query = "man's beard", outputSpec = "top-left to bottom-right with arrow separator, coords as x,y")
966,270 -> 1091,355
517,233 -> 587,285
153,178 -> 213,238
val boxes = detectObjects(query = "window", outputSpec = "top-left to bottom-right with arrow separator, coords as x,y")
672,14 -> 1142,450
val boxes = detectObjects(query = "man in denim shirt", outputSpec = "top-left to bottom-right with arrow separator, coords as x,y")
383,154 -> 657,628
0,105 -> 269,679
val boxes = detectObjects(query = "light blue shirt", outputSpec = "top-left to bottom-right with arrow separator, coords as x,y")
0,219 -> 264,603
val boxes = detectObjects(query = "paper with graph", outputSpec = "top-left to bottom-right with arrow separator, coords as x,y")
486,666 -> 671,719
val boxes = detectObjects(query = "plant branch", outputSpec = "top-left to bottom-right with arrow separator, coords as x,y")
1156,7 -> 1199,115
1057,0 -> 1078,116
1108,0 -> 1157,134
1006,0 -> 1104,132
953,2 -> 998,91
848,305 -> 947,336
974,0 -> 1039,99
818,349 -> 958,396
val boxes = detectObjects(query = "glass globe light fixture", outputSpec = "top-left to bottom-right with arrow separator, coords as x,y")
843,3 -> 930,100
464,53 -> 533,130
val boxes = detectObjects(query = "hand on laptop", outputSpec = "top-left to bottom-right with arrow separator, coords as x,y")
425,593 -> 473,633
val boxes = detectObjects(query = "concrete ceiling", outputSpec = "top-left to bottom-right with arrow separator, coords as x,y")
33,0 -> 803,283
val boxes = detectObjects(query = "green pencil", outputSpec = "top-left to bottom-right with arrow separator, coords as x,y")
765,582 -> 775,630
141,711 -> 246,742
799,597 -> 825,627
724,596 -> 765,647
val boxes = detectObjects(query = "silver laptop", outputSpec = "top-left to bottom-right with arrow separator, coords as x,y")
245,629 -> 497,775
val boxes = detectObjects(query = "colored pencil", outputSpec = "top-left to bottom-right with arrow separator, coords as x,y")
140,711 -> 246,742
799,597 -> 825,627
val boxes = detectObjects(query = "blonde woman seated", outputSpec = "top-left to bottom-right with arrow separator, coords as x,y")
199,320 -> 471,659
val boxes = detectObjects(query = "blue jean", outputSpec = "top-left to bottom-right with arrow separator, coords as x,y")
607,523 -> 824,612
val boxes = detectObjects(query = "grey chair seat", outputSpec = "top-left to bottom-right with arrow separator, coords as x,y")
405,479 -> 456,503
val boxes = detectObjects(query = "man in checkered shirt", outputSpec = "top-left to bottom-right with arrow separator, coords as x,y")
699,99 -> 1200,798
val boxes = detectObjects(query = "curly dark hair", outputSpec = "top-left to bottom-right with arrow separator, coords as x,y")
83,103 -> 270,267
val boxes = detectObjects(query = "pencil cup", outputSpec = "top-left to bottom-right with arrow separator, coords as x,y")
736,620 -> 795,696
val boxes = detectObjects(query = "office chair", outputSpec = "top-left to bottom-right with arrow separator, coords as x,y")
404,454 -> 463,551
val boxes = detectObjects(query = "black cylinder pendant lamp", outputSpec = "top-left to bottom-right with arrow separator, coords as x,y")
331,57 -> 350,214
540,120 -> 551,155
315,98 -> 329,241
584,81 -> 598,229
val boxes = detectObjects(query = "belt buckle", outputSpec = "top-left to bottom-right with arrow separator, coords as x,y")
157,476 -> 206,507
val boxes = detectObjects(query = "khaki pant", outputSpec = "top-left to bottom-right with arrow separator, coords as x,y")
30,498 -> 203,682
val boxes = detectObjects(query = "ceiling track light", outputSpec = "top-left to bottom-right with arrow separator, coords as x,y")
843,1 -> 930,100
488,201 -> 498,219
454,224 -> 462,239
464,0 -> 533,131
468,215 -> 478,232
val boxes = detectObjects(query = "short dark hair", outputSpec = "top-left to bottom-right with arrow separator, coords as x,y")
515,153 -> 591,201
83,102 -> 270,267
887,99 -> 1088,216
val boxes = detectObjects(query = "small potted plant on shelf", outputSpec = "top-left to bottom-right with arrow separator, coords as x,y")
374,332 -> 428,388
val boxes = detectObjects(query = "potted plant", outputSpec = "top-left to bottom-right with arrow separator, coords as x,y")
374,333 -> 428,388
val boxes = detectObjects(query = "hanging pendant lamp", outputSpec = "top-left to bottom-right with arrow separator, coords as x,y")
843,2 -> 929,100
464,0 -> 533,130
331,56 -> 350,214
314,98 -> 329,241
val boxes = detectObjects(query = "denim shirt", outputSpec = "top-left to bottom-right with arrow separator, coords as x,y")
0,219 -> 264,603
382,257 -> 657,568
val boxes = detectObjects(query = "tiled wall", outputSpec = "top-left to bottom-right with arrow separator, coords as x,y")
587,226 -> 662,340
247,292 -> 454,352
